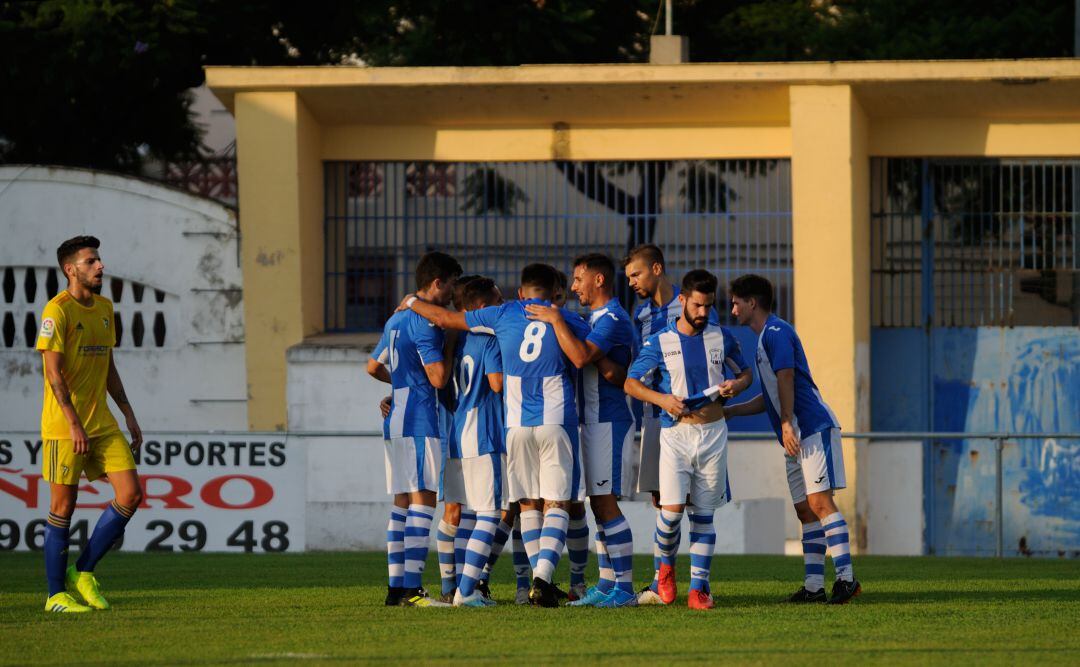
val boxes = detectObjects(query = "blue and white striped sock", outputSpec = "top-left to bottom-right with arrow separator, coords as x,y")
688,510 -> 716,593
601,516 -> 635,594
458,512 -> 500,597
454,511 -> 476,588
511,524 -> 532,589
436,519 -> 458,596
822,512 -> 854,582
655,509 -> 682,563
533,508 -> 570,583
566,514 -> 589,587
387,507 -> 407,589
480,520 -> 512,583
519,510 -> 544,572
403,504 -> 435,590
649,529 -> 662,593
595,530 -> 615,593
801,520 -> 827,592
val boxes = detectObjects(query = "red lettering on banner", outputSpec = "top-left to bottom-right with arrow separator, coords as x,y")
140,475 -> 195,509
0,473 -> 39,507
200,475 -> 274,509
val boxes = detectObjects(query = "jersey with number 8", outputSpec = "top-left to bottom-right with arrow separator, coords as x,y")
465,299 -> 590,428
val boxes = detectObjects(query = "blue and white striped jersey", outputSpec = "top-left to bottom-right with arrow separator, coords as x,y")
373,309 -> 445,439
579,298 -> 635,424
631,286 -> 721,419
465,299 -> 589,428
627,322 -> 749,428
449,332 -> 505,458
755,314 -> 841,442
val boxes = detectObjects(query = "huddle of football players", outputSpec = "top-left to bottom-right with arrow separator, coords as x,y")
367,244 -> 861,609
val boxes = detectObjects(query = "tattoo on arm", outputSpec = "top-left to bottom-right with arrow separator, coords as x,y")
49,376 -> 73,407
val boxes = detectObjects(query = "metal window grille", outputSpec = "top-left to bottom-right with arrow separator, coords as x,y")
324,160 -> 792,332
871,158 -> 1080,327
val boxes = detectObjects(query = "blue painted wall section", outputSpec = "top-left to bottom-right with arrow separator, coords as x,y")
872,326 -> 1080,556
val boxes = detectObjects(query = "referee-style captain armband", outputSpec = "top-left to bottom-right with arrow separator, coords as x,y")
683,385 -> 724,412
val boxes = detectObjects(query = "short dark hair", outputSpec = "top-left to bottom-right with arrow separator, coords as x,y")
520,263 -> 559,298
622,243 -> 665,270
462,277 -> 499,309
729,274 -> 775,311
573,253 -> 615,287
452,274 -> 482,311
554,269 -> 568,291
56,235 -> 100,271
681,269 -> 718,298
415,251 -> 462,291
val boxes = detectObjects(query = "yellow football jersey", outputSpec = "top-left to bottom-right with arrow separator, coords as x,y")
36,291 -> 120,440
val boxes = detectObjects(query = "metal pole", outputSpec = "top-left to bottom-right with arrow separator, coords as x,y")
665,0 -> 673,36
995,437 -> 1004,558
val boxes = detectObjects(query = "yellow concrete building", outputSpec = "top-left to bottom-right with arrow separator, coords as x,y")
207,59 -> 1080,527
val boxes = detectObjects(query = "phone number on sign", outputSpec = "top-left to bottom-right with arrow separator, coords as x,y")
0,519 -> 290,553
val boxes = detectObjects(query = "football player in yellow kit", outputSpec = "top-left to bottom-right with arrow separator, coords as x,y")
37,236 -> 144,613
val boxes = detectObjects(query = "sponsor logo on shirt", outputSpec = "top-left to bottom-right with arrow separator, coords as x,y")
39,318 -> 56,339
663,350 -> 681,358
767,325 -> 782,332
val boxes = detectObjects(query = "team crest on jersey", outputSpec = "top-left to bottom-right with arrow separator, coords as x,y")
102,317 -> 110,329
709,348 -> 722,365
39,318 -> 56,339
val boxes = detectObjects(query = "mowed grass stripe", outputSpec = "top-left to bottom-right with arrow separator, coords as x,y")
1,553 -> 1078,665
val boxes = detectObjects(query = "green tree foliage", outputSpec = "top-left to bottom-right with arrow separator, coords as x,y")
0,0 -> 1073,172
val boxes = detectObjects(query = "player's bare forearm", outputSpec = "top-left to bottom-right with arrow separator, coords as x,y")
366,358 -> 391,384
410,299 -> 469,331
524,304 -> 595,367
624,377 -> 666,409
108,353 -> 143,448
776,368 -> 796,423
724,394 -> 766,418
424,359 -> 451,389
487,372 -> 503,394
42,351 -> 80,426
596,357 -> 626,387
107,354 -> 135,418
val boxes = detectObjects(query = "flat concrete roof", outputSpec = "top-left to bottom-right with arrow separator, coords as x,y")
206,59 -> 1080,125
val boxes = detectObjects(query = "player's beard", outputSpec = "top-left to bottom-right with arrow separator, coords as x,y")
683,305 -> 707,332
76,268 -> 103,294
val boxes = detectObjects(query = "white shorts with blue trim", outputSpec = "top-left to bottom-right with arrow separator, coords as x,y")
658,418 -> 731,511
786,427 -> 845,504
384,436 -> 441,494
440,453 -> 507,511
505,424 -> 583,503
580,420 -> 635,498
636,415 -> 662,493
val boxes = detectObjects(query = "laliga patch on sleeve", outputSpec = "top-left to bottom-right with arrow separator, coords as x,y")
39,317 -> 56,339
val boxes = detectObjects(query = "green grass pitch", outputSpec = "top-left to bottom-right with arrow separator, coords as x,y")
2,551 -> 1078,665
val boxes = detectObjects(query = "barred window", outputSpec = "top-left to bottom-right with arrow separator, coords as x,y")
324,160 -> 793,332
871,158 -> 1079,327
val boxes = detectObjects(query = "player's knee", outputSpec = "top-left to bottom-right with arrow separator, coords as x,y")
545,500 -> 569,511
116,486 -> 143,510
443,503 -> 462,523
793,502 -> 818,524
806,493 -> 837,519
49,495 -> 76,518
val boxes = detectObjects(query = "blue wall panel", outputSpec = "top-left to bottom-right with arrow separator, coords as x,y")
872,326 -> 1080,556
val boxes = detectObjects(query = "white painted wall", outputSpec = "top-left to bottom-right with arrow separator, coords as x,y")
865,440 -> 925,555
0,166 -> 247,432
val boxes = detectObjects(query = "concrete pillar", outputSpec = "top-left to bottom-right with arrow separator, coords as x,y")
789,85 -> 871,548
234,91 -> 323,430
